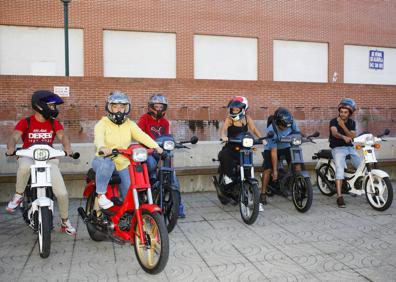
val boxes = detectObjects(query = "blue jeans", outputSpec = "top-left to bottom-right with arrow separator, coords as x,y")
147,155 -> 159,181
92,157 -> 131,199
331,146 -> 362,180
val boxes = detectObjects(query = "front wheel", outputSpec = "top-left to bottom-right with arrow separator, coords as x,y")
154,187 -> 180,233
134,211 -> 169,274
292,177 -> 313,213
316,164 -> 336,196
38,206 -> 52,258
239,182 -> 260,225
365,176 -> 393,211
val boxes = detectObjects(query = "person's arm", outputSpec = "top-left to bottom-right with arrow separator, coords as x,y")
330,126 -> 352,144
130,121 -> 163,154
6,130 -> 22,155
246,115 -> 262,138
56,130 -> 72,155
93,121 -> 112,155
219,117 -> 231,141
337,117 -> 356,138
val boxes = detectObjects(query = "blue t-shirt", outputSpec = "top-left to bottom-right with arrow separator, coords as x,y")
264,122 -> 300,150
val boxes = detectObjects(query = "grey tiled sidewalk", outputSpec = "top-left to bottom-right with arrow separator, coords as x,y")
1,187 -> 396,282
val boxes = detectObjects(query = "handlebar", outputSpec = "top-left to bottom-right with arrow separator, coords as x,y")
6,147 -> 80,159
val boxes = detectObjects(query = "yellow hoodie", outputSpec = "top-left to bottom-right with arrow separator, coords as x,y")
94,116 -> 159,170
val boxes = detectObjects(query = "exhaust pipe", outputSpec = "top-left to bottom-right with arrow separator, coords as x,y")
77,207 -> 87,221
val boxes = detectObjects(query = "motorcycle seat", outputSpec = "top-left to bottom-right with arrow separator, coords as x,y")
316,150 -> 333,159
86,168 -> 121,185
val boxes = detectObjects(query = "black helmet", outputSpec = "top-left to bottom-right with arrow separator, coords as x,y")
105,91 -> 131,124
31,90 -> 64,120
274,107 -> 293,128
148,93 -> 168,118
338,98 -> 356,114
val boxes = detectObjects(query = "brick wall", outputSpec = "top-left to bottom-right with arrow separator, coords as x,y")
1,76 -> 396,143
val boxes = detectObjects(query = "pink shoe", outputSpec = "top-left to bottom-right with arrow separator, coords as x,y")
6,193 -> 23,213
61,219 -> 77,235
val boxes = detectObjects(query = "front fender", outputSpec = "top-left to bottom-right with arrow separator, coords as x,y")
140,204 -> 162,214
244,178 -> 259,186
295,171 -> 311,179
32,197 -> 52,207
369,169 -> 390,179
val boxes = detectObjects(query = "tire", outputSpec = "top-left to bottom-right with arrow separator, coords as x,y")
292,177 -> 313,213
85,192 -> 105,241
316,164 -> 336,196
134,211 -> 169,274
239,182 -> 260,225
365,176 -> 393,211
154,187 -> 179,233
38,206 -> 52,258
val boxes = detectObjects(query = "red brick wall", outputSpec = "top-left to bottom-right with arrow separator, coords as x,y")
1,1 -> 396,142
1,76 -> 395,143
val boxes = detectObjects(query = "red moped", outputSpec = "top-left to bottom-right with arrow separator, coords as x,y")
78,144 -> 169,274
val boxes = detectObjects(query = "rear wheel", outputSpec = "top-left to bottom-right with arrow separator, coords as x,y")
134,211 -> 169,274
38,206 -> 52,258
85,192 -> 106,241
365,176 -> 393,211
292,177 -> 313,213
154,187 -> 179,233
239,182 -> 260,225
316,164 -> 336,196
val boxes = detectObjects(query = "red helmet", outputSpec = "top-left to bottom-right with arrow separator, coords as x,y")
227,96 -> 248,121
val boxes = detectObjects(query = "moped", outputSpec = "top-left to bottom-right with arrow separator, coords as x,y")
313,129 -> 393,211
153,135 -> 198,233
78,144 -> 169,274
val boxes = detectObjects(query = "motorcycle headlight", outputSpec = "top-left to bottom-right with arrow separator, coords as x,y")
291,137 -> 302,146
365,135 -> 375,145
33,149 -> 50,161
132,148 -> 148,162
242,138 -> 254,148
163,140 -> 175,150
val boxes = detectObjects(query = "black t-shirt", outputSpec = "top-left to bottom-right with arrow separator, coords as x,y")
329,118 -> 356,148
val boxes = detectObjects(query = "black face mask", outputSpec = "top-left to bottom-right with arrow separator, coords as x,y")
148,110 -> 164,119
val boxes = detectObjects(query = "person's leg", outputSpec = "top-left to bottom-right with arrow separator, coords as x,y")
348,147 -> 362,169
260,150 -> 272,204
7,157 -> 33,212
117,168 -> 131,200
92,157 -> 115,208
49,159 -> 76,235
332,147 -> 347,207
146,155 -> 158,184
219,146 -> 235,184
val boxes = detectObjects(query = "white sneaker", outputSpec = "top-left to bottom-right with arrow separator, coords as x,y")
6,193 -> 23,213
98,194 -> 113,209
223,175 -> 233,185
259,203 -> 264,212
61,219 -> 77,235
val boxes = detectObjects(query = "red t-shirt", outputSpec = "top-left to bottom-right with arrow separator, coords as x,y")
15,115 -> 64,148
137,113 -> 170,139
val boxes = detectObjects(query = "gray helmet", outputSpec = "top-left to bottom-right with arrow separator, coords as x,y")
148,93 -> 168,118
105,91 -> 131,124
338,98 -> 357,114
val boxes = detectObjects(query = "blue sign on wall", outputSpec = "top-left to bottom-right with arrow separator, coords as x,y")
369,50 -> 384,70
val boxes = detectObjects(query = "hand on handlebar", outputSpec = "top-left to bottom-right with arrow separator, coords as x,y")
155,147 -> 164,155
5,148 -> 15,156
221,136 -> 228,142
343,136 -> 353,143
99,148 -> 113,156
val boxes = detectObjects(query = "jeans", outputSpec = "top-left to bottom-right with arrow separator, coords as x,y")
92,157 -> 131,199
146,155 -> 159,181
331,146 -> 362,180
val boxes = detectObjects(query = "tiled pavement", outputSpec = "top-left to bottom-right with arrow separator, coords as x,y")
1,186 -> 396,282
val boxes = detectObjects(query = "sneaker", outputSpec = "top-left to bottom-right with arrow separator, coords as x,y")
98,194 -> 114,209
337,196 -> 346,208
178,203 -> 186,218
6,193 -> 23,213
259,203 -> 265,212
61,219 -> 76,235
260,193 -> 267,205
223,175 -> 233,185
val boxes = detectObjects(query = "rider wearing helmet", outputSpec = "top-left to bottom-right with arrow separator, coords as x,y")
330,98 -> 361,208
5,90 -> 76,235
219,96 -> 262,187
261,107 -> 301,205
93,91 -> 163,209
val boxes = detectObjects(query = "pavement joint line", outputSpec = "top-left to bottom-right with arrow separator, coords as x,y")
66,198 -> 82,282
16,238 -> 37,282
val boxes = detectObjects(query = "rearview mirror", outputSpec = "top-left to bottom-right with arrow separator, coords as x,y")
190,136 -> 199,144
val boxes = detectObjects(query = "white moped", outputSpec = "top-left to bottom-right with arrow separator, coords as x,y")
313,129 -> 393,211
12,144 -> 79,258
